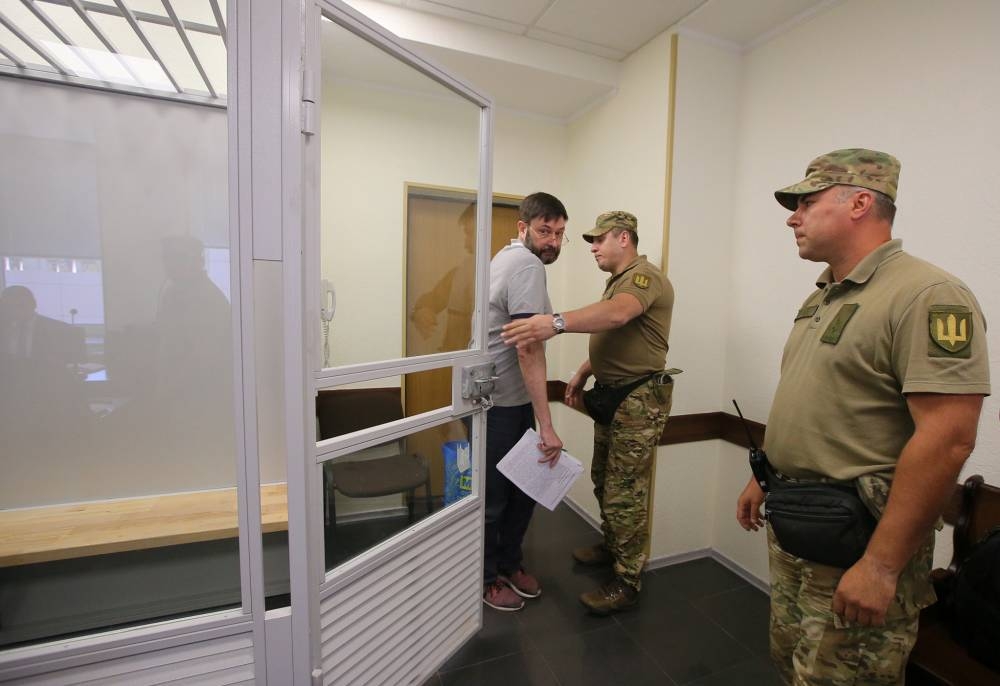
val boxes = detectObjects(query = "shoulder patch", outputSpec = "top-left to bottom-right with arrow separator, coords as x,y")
632,273 -> 650,290
929,305 -> 973,358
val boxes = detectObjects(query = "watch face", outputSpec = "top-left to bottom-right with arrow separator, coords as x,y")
553,314 -> 565,332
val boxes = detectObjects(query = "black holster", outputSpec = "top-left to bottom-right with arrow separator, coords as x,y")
582,374 -> 653,425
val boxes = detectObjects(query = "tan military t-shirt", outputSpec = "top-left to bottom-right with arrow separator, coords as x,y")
589,255 -> 673,384
765,239 -> 990,480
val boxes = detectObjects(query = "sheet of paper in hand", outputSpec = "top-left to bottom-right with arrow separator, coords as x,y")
497,428 -> 584,511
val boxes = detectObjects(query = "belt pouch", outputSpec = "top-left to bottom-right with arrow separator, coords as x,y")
765,465 -> 877,569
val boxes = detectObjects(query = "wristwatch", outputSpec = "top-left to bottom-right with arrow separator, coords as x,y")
552,313 -> 566,335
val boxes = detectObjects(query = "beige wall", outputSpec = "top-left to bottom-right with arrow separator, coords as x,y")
319,78 -> 569,369
548,31 -> 674,523
715,0 -> 1000,576
558,0 -> 1000,581
649,32 -> 745,569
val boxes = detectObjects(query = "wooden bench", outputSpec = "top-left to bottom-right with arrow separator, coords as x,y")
0,484 -> 288,568
907,474 -> 1000,685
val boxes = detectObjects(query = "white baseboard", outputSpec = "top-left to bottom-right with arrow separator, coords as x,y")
706,550 -> 770,592
644,547 -> 715,571
561,497 -> 601,531
644,548 -> 769,593
562,498 -> 770,593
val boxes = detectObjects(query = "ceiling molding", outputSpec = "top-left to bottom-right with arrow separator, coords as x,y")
745,0 -> 843,53
523,26 -> 626,61
346,0 -> 619,85
673,26 -> 741,55
403,0 -> 526,35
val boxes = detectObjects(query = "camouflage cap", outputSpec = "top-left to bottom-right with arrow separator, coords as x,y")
582,210 -> 638,243
774,148 -> 900,211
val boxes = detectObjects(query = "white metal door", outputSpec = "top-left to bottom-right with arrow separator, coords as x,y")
287,2 -> 495,683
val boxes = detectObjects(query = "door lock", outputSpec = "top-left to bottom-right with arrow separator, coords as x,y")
462,362 -> 498,406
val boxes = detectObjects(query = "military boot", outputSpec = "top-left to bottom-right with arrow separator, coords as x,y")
580,577 -> 638,615
572,543 -> 612,566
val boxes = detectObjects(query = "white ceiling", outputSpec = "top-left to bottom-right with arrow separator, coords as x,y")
351,0 -> 836,120
0,0 -> 836,119
367,0 -> 833,59
408,41 -> 619,119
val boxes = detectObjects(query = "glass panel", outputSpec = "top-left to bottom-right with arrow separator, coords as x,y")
319,14 -> 482,369
88,13 -> 174,92
253,259 -> 291,609
0,3 -> 56,51
172,0 -> 226,27
0,36 -> 235,647
143,20 -> 209,93
323,417 -> 472,571
187,30 -> 226,97
34,4 -> 137,87
0,24 -> 47,66
318,372 -> 468,571
317,370 -> 452,439
126,0 -> 171,20
406,193 -> 477,358
35,4 -> 106,52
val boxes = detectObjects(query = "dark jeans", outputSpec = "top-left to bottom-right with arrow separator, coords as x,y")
483,403 -> 536,585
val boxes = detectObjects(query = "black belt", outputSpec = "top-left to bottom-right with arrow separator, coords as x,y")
595,368 -> 681,390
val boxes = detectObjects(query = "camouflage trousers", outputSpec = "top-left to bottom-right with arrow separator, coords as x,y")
767,525 -> 935,685
591,377 -> 672,591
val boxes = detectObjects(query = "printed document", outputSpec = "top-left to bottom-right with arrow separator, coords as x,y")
497,428 -> 584,511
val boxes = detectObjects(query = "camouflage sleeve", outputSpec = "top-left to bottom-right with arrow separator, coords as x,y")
894,281 -> 991,395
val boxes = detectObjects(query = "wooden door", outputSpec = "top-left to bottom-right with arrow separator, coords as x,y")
404,194 -> 521,496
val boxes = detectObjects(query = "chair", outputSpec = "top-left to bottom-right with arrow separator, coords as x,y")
907,474 -> 1000,685
316,387 -> 433,533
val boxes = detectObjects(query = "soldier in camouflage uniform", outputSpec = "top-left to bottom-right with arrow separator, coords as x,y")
737,149 -> 990,684
502,211 -> 677,615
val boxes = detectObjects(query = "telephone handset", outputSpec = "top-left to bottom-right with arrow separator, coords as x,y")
321,280 -> 335,367
321,280 -> 336,322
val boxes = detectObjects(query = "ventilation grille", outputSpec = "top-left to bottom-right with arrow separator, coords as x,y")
320,505 -> 482,685
2,632 -> 254,685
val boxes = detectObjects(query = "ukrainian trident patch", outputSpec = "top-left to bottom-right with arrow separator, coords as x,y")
632,273 -> 650,289
929,306 -> 973,358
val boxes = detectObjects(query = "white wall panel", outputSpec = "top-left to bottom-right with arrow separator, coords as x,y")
1,631 -> 253,685
319,504 -> 481,685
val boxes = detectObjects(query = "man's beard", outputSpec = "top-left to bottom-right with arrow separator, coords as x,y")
525,236 -> 560,265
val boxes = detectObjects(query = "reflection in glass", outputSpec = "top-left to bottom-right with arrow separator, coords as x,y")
322,419 -> 471,571
407,195 -> 476,356
319,16 -> 481,368
0,47 -> 236,647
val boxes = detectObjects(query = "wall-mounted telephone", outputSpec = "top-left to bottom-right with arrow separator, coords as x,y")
321,280 -> 336,322
321,280 -> 336,367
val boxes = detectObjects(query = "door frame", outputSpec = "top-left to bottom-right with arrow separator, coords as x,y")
291,1 -> 497,682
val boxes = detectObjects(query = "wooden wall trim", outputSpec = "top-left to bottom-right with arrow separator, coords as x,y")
546,380 -> 765,449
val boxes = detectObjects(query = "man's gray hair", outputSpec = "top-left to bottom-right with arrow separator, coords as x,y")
837,185 -> 896,225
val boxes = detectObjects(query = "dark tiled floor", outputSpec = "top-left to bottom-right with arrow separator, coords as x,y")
426,504 -> 782,686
